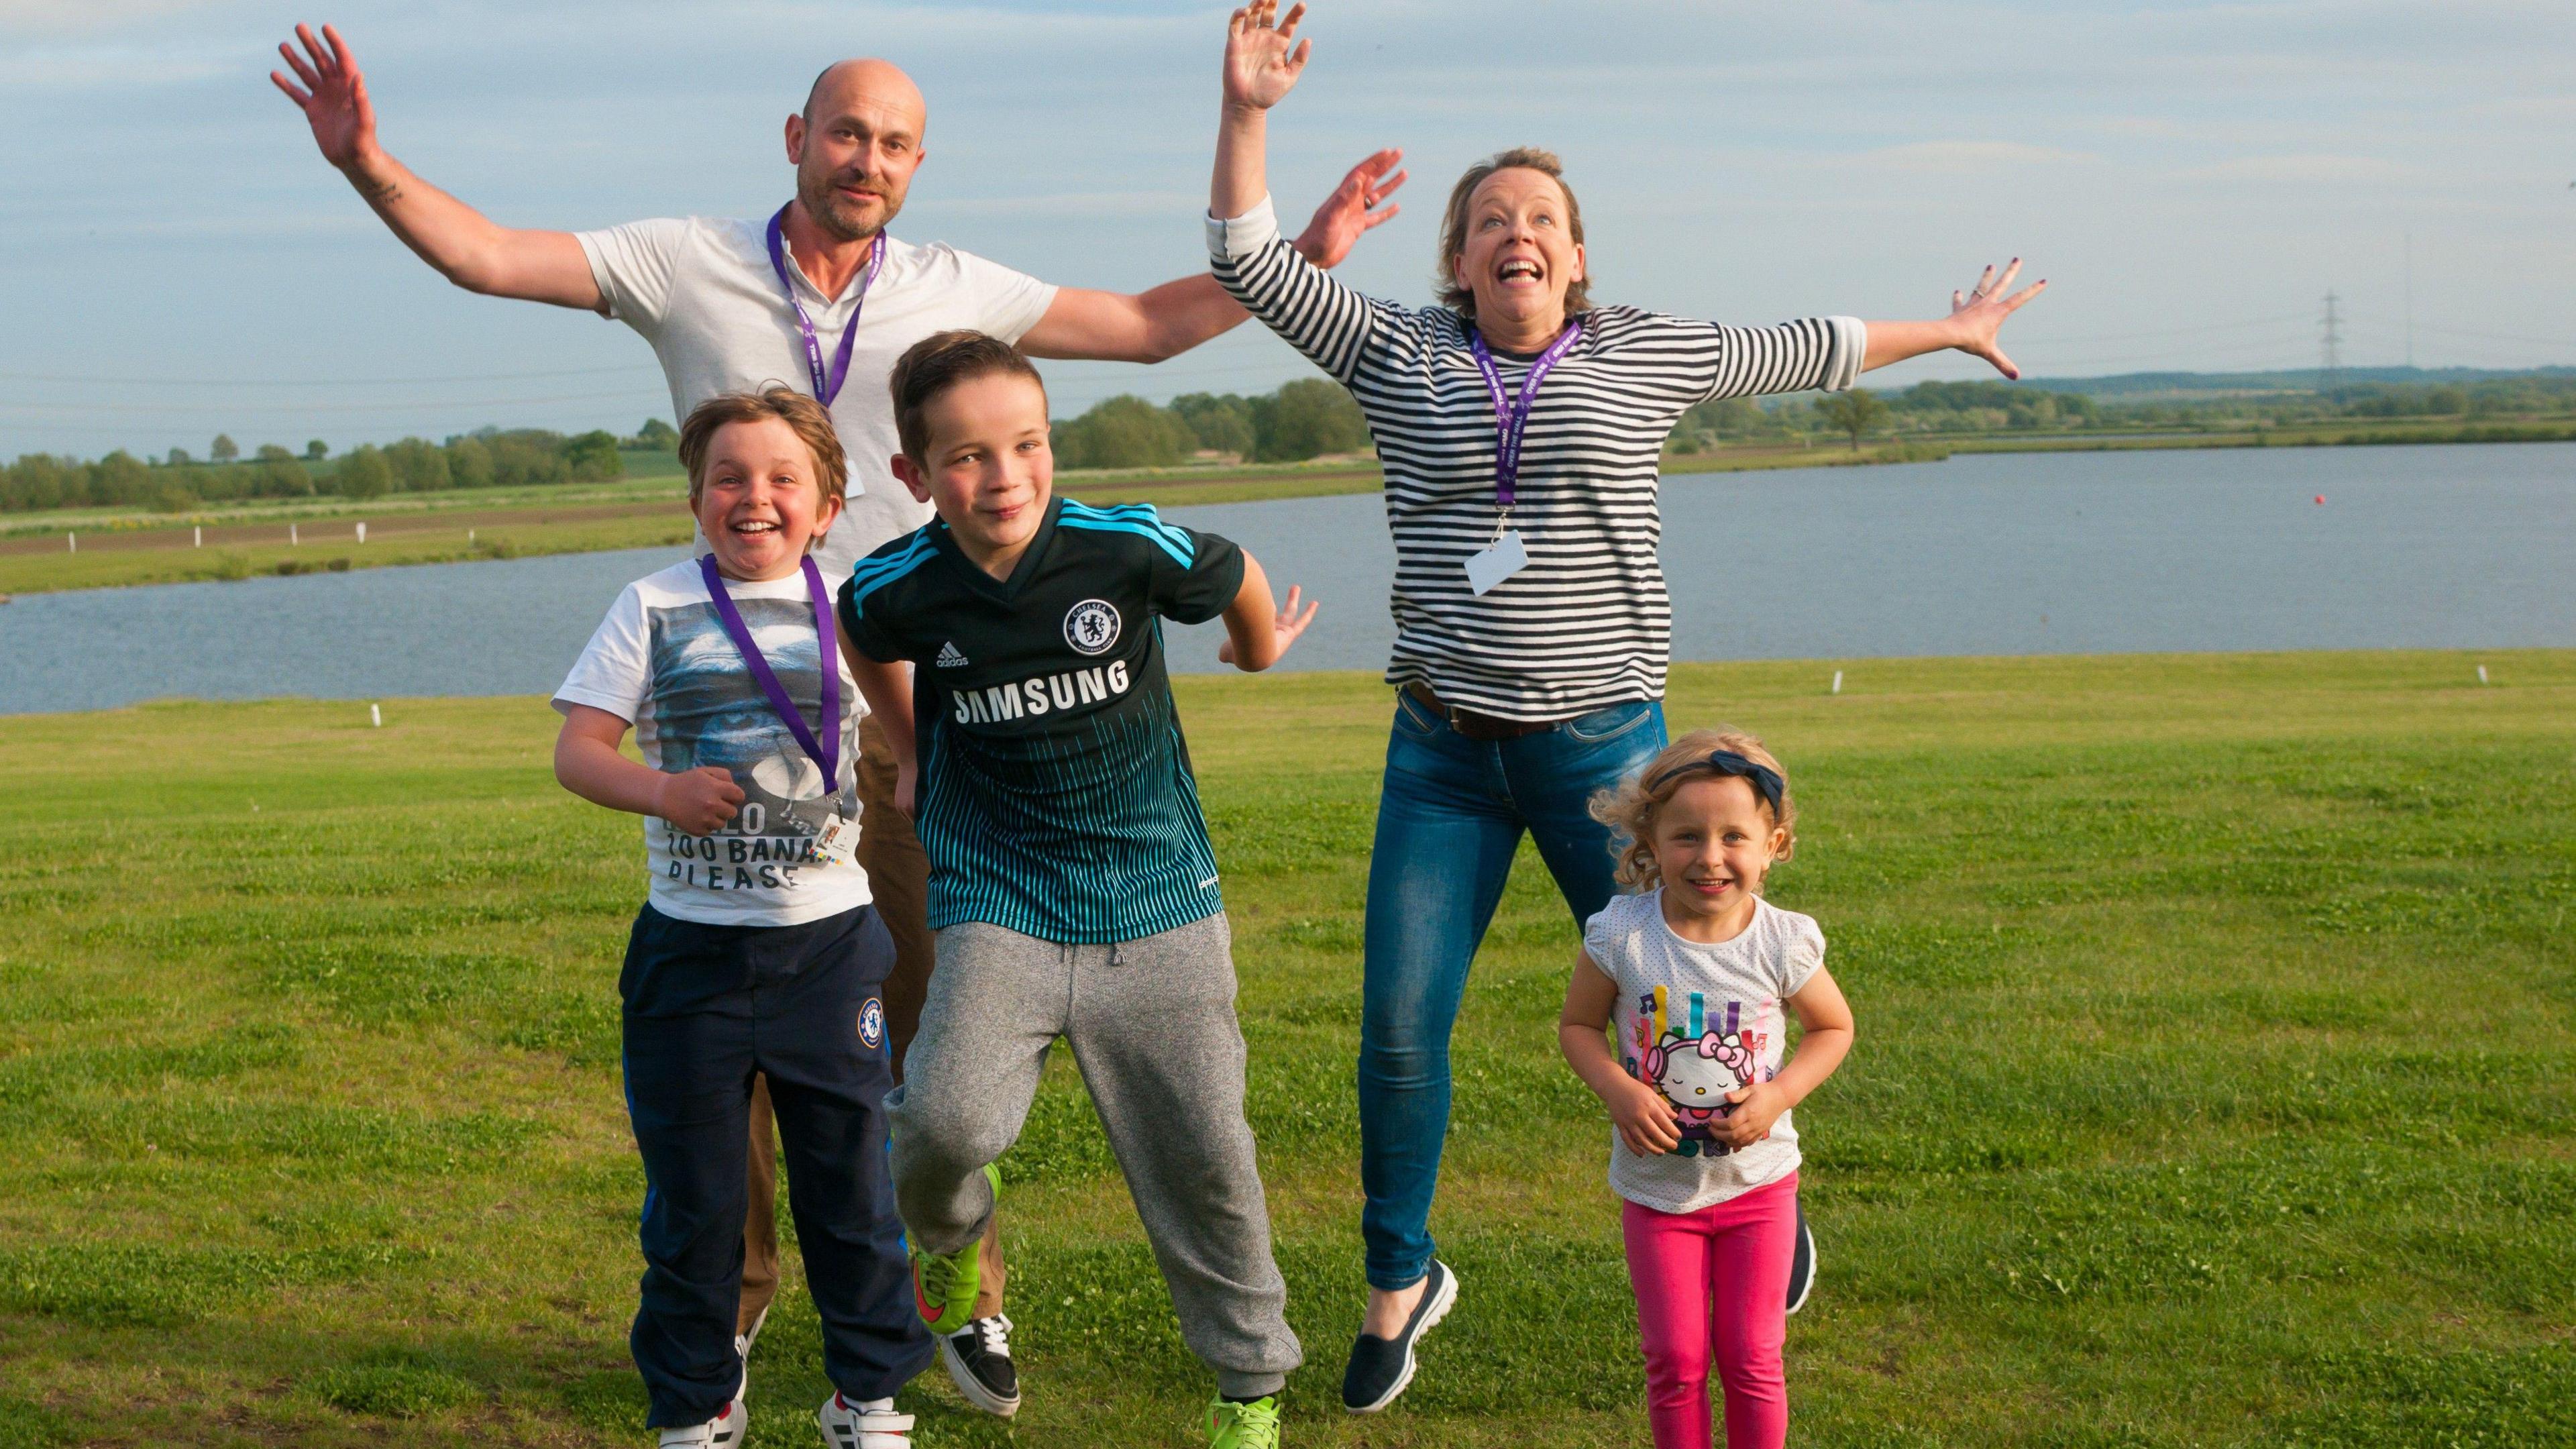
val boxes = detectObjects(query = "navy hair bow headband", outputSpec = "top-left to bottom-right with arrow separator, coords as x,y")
1647,749 -> 1785,818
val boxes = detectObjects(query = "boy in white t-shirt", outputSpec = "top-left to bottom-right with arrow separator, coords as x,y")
554,388 -> 928,1449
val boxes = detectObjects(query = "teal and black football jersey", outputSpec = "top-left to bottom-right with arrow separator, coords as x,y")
839,496 -> 1248,943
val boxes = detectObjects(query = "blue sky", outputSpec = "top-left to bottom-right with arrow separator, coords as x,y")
4,0 -> 2572,457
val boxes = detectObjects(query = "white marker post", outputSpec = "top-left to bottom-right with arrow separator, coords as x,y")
1831,670 -> 1844,695
356,521 -> 367,544
194,525 -> 203,547
290,523 -> 299,546
2477,665 -> 2490,685
370,704 -> 382,728
66,532 -> 74,553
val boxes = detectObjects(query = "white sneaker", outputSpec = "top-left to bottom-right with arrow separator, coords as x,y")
816,1392 -> 913,1449
658,1391 -> 747,1448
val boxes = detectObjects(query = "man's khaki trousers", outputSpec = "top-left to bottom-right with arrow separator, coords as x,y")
738,713 -> 1006,1334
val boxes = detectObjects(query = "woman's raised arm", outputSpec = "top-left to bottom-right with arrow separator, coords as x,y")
1214,2 -> 1311,221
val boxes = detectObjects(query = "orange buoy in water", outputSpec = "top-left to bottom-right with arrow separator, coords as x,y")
2314,494 -> 2325,504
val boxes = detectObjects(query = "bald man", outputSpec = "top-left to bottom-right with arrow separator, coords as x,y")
275,23 -> 1402,1434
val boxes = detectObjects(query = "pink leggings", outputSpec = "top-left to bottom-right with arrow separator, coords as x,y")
1621,1172 -> 1799,1449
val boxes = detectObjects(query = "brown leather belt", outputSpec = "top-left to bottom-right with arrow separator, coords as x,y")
1404,682 -> 1562,741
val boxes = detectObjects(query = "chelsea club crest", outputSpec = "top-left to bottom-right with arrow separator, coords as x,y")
1063,598 -> 1121,656
858,997 -> 885,1050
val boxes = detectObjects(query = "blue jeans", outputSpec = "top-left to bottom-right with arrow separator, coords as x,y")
1357,692 -> 1668,1290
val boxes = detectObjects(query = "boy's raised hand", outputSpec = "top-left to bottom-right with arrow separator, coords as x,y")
1224,1 -> 1311,112
653,765 -> 745,837
1218,583 -> 1318,667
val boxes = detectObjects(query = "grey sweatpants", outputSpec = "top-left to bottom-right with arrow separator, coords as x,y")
888,913 -> 1303,1399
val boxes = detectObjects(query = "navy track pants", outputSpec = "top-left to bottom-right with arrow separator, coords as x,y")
619,901 -> 930,1426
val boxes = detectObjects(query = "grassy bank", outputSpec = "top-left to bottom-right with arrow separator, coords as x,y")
2,651 -> 2571,1446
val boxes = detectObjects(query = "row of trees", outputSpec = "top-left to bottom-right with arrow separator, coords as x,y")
1,427 -> 638,515
1670,374 -> 2576,453
1052,379 -> 1370,470
1,385 -> 1364,514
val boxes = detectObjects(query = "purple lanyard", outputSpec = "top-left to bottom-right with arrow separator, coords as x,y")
1468,318 -> 1585,511
763,206 -> 887,407
698,553 -> 841,788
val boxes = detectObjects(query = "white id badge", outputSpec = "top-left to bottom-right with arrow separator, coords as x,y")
1463,529 -> 1529,596
814,812 -> 859,865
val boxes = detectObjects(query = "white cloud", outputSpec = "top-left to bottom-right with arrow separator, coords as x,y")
2169,154 -> 2419,186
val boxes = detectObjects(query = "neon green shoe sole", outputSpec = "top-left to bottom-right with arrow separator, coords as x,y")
1207,1393 -> 1281,1449
910,1163 -> 1000,1335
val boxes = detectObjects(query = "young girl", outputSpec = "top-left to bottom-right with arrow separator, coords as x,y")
1559,730 -> 1856,1449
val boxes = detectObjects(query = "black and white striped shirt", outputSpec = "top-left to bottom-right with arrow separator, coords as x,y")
1209,197 -> 1864,720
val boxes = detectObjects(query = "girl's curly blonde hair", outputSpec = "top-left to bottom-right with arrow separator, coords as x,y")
1589,728 -> 1797,891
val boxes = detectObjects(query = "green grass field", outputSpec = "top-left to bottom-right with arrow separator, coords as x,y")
2,652 -> 2571,1446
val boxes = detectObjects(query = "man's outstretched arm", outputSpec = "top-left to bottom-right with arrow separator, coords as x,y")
272,23 -> 601,311
1019,148 -> 1405,363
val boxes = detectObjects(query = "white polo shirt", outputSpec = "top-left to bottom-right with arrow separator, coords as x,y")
577,216 -> 1058,576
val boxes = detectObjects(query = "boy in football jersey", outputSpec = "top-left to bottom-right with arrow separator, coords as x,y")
837,331 -> 1316,1448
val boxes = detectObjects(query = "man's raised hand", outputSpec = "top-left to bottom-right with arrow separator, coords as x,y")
271,23 -> 376,171
1947,259 -> 2047,380
1292,149 -> 1407,270
1224,1 -> 1311,113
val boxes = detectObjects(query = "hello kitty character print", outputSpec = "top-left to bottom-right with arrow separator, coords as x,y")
1633,994 -> 1778,1155
1582,888 -> 1824,1214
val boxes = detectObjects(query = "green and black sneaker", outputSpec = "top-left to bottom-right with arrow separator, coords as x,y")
1206,1393 -> 1281,1449
910,1164 -> 1000,1336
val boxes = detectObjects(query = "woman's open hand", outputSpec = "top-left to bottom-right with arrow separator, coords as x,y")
1224,2 -> 1312,113
1946,259 -> 2048,380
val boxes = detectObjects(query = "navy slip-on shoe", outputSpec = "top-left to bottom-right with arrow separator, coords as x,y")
1342,1259 -> 1459,1413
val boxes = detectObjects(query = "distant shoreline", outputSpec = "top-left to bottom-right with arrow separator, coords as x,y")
4,423 -> 2571,597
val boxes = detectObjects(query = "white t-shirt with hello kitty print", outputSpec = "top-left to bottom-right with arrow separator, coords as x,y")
1582,890 -> 1824,1215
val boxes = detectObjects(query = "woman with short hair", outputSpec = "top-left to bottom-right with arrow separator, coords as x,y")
1208,1 -> 2043,1415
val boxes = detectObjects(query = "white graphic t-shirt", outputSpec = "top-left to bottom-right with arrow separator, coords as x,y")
554,559 -> 871,928
1582,890 -> 1824,1214
574,217 -> 1058,574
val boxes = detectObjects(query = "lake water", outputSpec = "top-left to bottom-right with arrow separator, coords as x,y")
4,442 -> 2571,715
